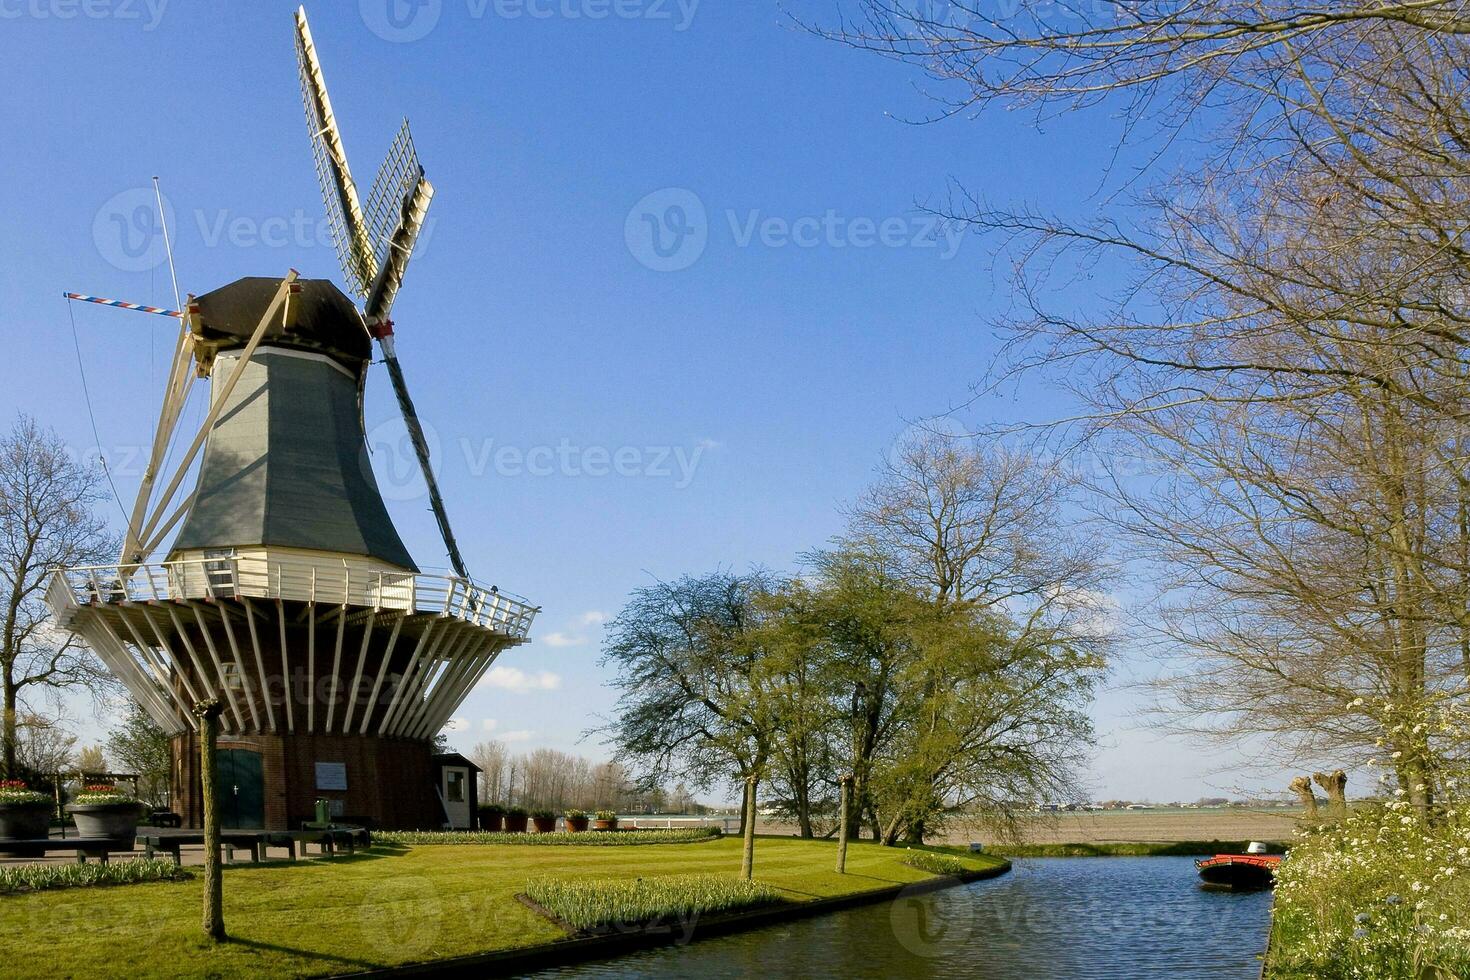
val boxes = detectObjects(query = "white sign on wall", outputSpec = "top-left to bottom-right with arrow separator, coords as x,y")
315,762 -> 348,791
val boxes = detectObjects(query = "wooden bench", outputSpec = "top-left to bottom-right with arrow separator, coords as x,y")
141,828 -> 369,865
142,832 -> 299,865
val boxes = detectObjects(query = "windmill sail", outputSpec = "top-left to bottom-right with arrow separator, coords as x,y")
292,5 -> 468,580
295,6 -> 376,295
363,121 -> 434,321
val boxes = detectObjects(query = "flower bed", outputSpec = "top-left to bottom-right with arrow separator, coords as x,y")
0,781 -> 49,807
901,849 -> 969,876
375,827 -> 720,847
0,859 -> 191,896
523,873 -> 779,933
1270,799 -> 1470,978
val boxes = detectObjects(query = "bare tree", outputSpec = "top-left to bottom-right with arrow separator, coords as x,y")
12,713 -> 77,775
470,739 -> 508,804
810,3 -> 1470,812
0,415 -> 116,778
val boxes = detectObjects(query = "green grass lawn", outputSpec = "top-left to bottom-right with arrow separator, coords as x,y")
0,837 -> 1006,978
987,840 -> 1290,858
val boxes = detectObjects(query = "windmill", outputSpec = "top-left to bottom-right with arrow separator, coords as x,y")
46,8 -> 535,832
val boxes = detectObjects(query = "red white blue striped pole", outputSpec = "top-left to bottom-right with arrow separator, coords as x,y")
63,292 -> 183,319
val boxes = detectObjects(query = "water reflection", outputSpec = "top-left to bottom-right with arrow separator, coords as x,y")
530,857 -> 1273,979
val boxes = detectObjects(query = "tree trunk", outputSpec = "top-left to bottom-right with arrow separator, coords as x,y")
196,700 -> 226,942
1311,770 -> 1348,820
835,776 -> 852,874
1,679 -> 16,779
792,763 -> 813,838
1289,776 -> 1319,820
740,776 -> 757,880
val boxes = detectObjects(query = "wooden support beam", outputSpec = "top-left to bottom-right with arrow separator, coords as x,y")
240,599 -> 277,732
394,629 -> 470,738
189,604 -> 246,730
164,605 -> 232,733
379,620 -> 441,736
340,610 -> 374,733
377,618 -> 433,736
135,605 -> 209,712
93,612 -> 193,730
412,635 -> 487,740
427,637 -> 507,738
118,609 -> 205,710
307,601 -> 317,734
324,604 -> 348,733
120,316 -> 196,566
216,603 -> 261,730
277,599 -> 294,733
389,632 -> 453,738
138,490 -> 195,557
79,617 -> 179,731
359,615 -> 404,735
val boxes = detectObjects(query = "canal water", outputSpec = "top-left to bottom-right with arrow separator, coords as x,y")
531,857 -> 1274,979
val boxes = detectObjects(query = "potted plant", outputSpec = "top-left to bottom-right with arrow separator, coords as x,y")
478,803 -> 505,832
0,780 -> 52,842
65,785 -> 145,846
564,808 -> 589,833
593,809 -> 619,831
504,806 -> 529,833
531,809 -> 557,833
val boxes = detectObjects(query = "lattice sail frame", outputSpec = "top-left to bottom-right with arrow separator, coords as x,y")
364,123 -> 425,282
296,14 -> 433,310
295,13 -> 375,296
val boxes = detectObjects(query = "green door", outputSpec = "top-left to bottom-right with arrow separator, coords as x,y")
216,749 -> 265,829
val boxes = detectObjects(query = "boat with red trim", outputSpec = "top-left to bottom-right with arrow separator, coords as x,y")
1196,845 -> 1282,891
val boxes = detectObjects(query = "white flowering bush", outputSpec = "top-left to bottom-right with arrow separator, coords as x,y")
1270,703 -> 1470,979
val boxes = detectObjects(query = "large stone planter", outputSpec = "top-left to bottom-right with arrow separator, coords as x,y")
0,801 -> 52,846
66,802 -> 144,846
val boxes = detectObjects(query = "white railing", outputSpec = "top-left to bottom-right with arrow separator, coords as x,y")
52,556 -> 538,640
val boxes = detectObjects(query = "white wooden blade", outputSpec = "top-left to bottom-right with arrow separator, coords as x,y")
295,6 -> 376,296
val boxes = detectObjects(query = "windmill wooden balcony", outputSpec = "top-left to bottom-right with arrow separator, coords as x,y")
46,554 -> 538,740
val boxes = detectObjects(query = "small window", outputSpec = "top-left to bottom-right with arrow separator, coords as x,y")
203,549 -> 236,596
445,769 -> 466,803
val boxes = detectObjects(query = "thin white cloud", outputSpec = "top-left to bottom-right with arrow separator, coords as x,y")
578,610 -> 609,626
480,665 -> 562,693
444,717 -> 469,732
542,631 -> 586,648
500,729 -> 534,743
481,719 -> 499,732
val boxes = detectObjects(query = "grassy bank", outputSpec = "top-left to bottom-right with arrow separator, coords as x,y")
0,837 -> 1006,977
988,840 -> 1289,858
374,827 -> 719,846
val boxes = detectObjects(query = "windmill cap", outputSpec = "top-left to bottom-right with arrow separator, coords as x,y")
194,276 -> 371,365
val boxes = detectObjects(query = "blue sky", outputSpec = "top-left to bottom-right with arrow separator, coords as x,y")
0,1 -> 1285,801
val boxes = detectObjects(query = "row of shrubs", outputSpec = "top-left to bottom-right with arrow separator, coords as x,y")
478,806 -> 620,833
901,849 -> 971,876
523,873 -> 780,933
0,859 -> 191,896
376,827 -> 720,847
